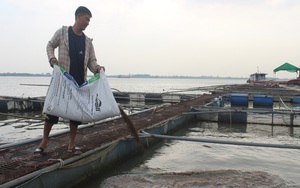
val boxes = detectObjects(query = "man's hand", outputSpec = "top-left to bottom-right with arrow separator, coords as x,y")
97,65 -> 105,73
50,58 -> 58,67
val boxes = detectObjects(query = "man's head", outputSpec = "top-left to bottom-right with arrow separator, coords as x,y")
74,6 -> 92,32
75,6 -> 92,18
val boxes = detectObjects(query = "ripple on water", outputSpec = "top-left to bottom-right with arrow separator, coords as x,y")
100,170 -> 290,188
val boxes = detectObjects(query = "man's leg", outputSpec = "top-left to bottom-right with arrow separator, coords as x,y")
68,122 -> 78,150
67,121 -> 82,155
34,121 -> 53,157
34,115 -> 58,157
39,122 -> 53,149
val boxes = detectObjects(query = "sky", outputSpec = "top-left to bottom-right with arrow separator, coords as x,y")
1,0 -> 300,78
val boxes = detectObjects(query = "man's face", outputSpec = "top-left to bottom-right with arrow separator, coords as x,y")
77,14 -> 91,31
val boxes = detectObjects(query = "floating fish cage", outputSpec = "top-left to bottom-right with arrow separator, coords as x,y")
230,94 -> 249,107
145,93 -> 163,103
191,94 -> 300,127
112,92 -> 193,104
0,98 -> 43,112
113,92 -> 130,102
253,94 -> 274,108
190,107 -> 300,127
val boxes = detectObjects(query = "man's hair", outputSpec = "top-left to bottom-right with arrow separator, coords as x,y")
75,6 -> 92,18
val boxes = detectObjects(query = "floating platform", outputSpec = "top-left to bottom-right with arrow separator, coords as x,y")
0,96 -> 44,112
113,92 -> 196,104
209,84 -> 300,103
0,94 -> 216,187
0,92 -> 197,112
188,107 -> 300,127
1,83 -> 300,112
1,83 -> 300,187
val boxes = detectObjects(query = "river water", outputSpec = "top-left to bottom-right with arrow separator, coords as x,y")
94,122 -> 300,187
0,76 -> 246,97
1,76 -> 300,187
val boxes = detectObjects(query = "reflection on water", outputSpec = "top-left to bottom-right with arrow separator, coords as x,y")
218,122 -> 247,133
218,112 -> 247,133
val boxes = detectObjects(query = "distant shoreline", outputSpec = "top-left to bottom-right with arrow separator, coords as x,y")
0,72 -> 247,79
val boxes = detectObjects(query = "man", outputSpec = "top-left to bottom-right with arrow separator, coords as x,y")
34,6 -> 104,157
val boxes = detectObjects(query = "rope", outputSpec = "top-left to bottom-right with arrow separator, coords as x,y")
139,131 -> 300,150
279,96 -> 293,113
48,158 -> 65,168
228,108 -> 232,127
0,112 -> 69,123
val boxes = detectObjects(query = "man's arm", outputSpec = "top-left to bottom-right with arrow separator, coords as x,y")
46,28 -> 62,67
87,41 -> 105,73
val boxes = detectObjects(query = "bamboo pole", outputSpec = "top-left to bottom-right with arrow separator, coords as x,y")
0,112 -> 44,120
140,131 -> 300,150
20,84 -> 49,86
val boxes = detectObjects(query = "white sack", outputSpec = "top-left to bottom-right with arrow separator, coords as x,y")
43,64 -> 120,122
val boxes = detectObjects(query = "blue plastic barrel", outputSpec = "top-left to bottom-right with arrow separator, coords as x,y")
230,93 -> 248,107
253,94 -> 273,108
291,98 -> 300,104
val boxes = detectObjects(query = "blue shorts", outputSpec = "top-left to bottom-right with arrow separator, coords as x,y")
45,114 -> 82,125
